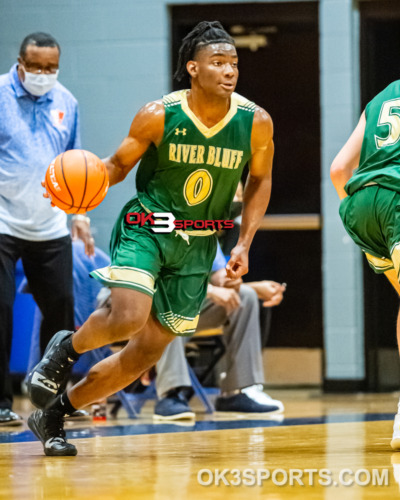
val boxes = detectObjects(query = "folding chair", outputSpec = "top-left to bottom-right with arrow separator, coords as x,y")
185,327 -> 225,413
109,327 -> 225,417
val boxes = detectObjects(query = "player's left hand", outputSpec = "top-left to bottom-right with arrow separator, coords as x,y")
226,244 -> 249,279
71,218 -> 95,257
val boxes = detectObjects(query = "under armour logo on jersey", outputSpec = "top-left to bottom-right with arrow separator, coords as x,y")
175,128 -> 187,136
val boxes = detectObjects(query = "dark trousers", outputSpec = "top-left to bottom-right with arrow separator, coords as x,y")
0,234 -> 74,409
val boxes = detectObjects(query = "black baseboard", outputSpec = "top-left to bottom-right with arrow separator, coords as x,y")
323,379 -> 366,393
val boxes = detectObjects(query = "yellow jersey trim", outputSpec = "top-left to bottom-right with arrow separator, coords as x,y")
163,90 -> 255,139
181,90 -> 237,139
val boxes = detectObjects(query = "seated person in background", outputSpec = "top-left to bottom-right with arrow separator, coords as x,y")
154,242 -> 286,420
71,240 -> 111,329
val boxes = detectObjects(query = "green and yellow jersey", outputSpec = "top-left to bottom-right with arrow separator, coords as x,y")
346,81 -> 400,195
136,90 -> 256,222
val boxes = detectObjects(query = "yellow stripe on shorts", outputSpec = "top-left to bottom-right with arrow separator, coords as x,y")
364,252 -> 394,272
92,265 -> 155,295
159,311 -> 200,335
391,243 -> 400,275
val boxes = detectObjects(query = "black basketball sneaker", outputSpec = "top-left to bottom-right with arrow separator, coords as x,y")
28,409 -> 77,456
27,330 -> 79,409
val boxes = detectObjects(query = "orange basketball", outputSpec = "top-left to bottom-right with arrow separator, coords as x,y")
45,149 -> 109,214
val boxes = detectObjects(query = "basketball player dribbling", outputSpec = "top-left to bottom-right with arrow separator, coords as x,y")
27,21 -> 275,456
331,80 -> 400,450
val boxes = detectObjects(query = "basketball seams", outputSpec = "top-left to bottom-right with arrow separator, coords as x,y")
46,157 -> 73,207
84,166 -> 108,211
45,181 -> 72,210
46,181 -> 98,212
60,152 -> 75,209
45,149 -> 108,214
79,150 -> 89,212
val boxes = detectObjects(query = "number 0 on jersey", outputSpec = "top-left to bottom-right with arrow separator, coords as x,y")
183,169 -> 213,206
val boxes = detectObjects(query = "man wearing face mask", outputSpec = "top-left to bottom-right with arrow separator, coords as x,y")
0,32 -> 93,426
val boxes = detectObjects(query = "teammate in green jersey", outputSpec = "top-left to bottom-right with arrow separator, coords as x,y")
331,80 -> 400,451
26,21 -> 274,456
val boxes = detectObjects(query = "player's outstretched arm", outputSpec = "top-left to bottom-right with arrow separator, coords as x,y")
103,100 -> 165,187
330,111 -> 366,199
226,107 -> 274,279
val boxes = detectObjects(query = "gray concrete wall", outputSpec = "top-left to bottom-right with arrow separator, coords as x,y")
320,0 -> 364,381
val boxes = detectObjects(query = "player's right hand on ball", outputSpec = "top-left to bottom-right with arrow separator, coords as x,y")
41,180 -> 55,207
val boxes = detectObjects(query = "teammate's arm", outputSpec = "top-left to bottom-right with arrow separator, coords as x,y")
330,111 -> 366,199
102,100 -> 165,187
226,107 -> 274,279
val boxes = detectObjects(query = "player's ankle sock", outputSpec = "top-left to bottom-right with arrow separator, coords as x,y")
61,334 -> 80,360
48,392 -> 77,416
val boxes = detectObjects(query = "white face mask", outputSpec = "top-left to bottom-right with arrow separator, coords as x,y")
20,68 -> 59,97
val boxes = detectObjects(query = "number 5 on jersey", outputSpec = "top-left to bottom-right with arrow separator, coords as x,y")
375,98 -> 400,149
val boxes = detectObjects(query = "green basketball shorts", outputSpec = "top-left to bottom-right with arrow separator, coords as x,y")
339,185 -> 400,275
91,197 -> 218,336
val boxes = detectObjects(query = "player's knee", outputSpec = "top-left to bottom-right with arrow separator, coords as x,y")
107,310 -> 147,341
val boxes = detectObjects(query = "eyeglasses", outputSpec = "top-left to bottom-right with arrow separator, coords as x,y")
20,61 -> 59,75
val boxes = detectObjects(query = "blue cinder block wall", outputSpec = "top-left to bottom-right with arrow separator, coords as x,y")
0,0 -> 170,251
0,0 -> 365,383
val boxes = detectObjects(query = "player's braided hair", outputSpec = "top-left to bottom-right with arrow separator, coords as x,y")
174,21 -> 235,82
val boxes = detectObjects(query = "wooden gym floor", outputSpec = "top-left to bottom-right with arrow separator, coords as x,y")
1,389 -> 400,499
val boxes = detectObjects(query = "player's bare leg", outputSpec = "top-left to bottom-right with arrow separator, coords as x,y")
382,270 -> 400,450
68,314 -> 174,409
27,287 -> 153,409
390,307 -> 400,450
72,287 -> 153,353
27,312 -> 175,456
